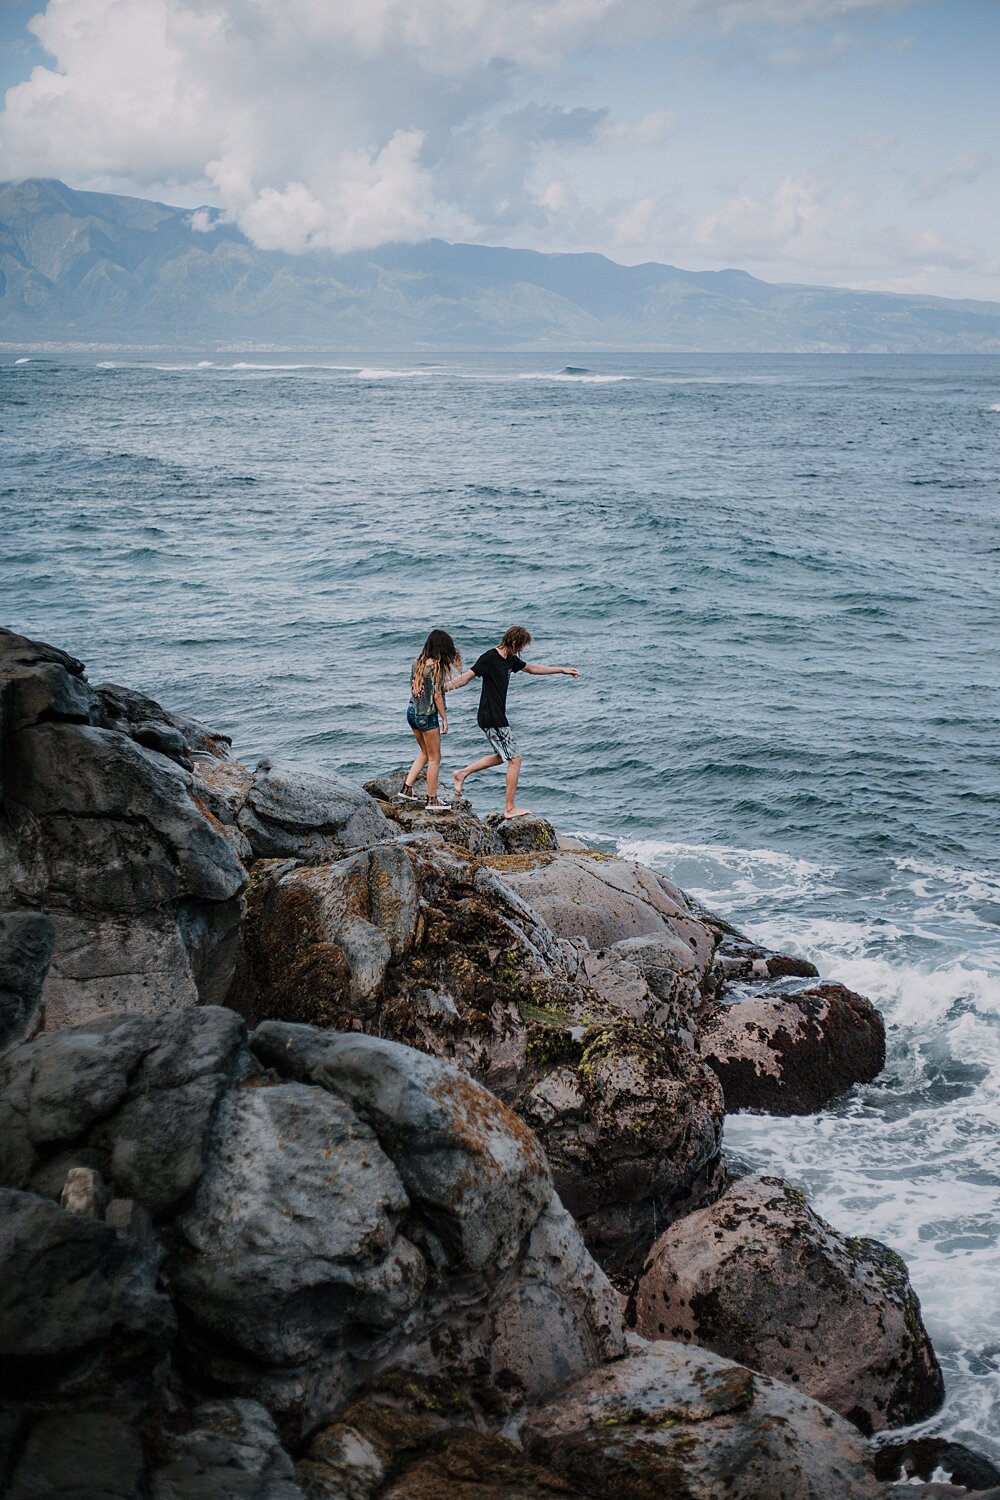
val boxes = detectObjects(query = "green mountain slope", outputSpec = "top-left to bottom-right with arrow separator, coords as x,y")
3,178 -> 1000,351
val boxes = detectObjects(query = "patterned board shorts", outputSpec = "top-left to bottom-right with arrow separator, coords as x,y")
483,724 -> 520,762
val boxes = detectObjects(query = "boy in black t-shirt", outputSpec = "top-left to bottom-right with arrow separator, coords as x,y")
445,625 -> 579,819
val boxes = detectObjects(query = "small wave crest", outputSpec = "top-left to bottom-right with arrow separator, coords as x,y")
518,371 -> 632,384
14,357 -> 30,365
616,835 -> 835,908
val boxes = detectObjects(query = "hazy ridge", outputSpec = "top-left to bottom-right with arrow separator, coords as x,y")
4,177 -> 1000,351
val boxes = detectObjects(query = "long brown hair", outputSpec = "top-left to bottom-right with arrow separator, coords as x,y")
499,624 -> 532,656
412,629 -> 462,697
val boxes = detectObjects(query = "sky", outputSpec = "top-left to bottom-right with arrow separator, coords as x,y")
0,0 -> 997,299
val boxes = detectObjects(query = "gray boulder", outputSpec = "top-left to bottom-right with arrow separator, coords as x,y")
0,1006 -> 248,1212
520,1021 -> 725,1281
0,909 -> 53,1051
521,1336 -> 884,1500
483,811 -> 559,853
0,1410 -> 146,1500
236,760 -> 395,859
149,1399 -> 306,1499
0,629 -> 247,1030
492,850 -> 716,966
0,1400 -> 305,1500
0,1187 -> 174,1399
633,1174 -> 943,1434
698,982 -> 886,1114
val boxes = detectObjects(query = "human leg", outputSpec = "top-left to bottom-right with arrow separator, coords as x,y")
453,752 -> 502,797
504,755 -> 530,818
423,728 -> 442,799
403,726 -> 428,794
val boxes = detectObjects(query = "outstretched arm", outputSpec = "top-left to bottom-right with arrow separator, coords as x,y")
523,663 -> 580,677
445,668 -> 476,691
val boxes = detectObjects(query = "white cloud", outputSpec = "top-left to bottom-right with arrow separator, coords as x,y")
692,174 -> 826,262
0,0 -> 919,253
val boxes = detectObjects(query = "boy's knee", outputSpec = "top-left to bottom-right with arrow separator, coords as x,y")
509,755 -> 522,767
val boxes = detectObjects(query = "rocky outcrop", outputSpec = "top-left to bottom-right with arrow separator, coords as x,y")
698,983 -> 886,1114
240,838 -> 727,1280
493,849 -> 717,963
521,1337 -> 885,1499
0,629 -> 246,1030
0,1010 -> 624,1440
634,1175 -> 943,1434
521,1022 -> 725,1281
2,632 -> 932,1500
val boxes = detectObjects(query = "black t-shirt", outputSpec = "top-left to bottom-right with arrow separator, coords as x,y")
472,648 -> 525,728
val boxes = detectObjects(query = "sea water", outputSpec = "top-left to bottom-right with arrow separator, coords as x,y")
2,351 -> 999,1457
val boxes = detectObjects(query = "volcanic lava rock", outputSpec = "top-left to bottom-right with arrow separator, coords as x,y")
520,1020 -> 725,1282
521,1336 -> 884,1500
491,849 -> 716,965
0,909 -> 53,1050
634,1174 -> 943,1434
698,982 -> 886,1114
0,629 -> 246,1029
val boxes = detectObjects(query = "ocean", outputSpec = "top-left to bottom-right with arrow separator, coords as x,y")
3,350 -> 999,1458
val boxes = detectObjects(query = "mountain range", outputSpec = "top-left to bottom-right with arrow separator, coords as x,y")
3,177 -> 1000,352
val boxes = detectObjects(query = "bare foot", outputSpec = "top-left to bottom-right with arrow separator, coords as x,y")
503,807 -> 532,820
452,770 -> 466,797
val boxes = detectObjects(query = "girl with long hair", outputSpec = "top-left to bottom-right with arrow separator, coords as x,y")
400,628 -> 462,812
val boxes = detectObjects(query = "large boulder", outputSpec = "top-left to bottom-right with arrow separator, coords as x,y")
0,1187 -> 175,1401
0,1399 -> 306,1500
634,1175 -> 943,1434
0,1007 -> 626,1452
238,838 -> 580,1088
0,1006 -> 248,1212
698,983 -> 886,1114
521,1336 -> 884,1500
520,1021 -> 725,1282
234,760 -> 395,859
490,850 -> 715,967
0,629 -> 246,1030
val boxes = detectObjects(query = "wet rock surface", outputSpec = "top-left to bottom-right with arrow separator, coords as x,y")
521,1336 -> 885,1500
634,1174 -> 943,1433
698,982 -> 886,1113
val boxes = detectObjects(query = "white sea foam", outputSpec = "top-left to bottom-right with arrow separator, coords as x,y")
356,367 -> 428,378
615,835 -> 836,908
990,402 -> 1000,412
228,361 -> 359,372
518,371 -> 632,383
14,357 -> 30,365
197,360 -> 214,368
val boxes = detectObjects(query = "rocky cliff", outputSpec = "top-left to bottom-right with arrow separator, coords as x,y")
1,626 -> 986,1500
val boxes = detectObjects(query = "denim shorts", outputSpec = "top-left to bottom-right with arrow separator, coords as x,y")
407,704 -> 440,733
484,724 -> 519,762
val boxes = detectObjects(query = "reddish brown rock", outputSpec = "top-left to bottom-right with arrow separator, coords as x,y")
634,1175 -> 943,1434
697,982 -> 885,1114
